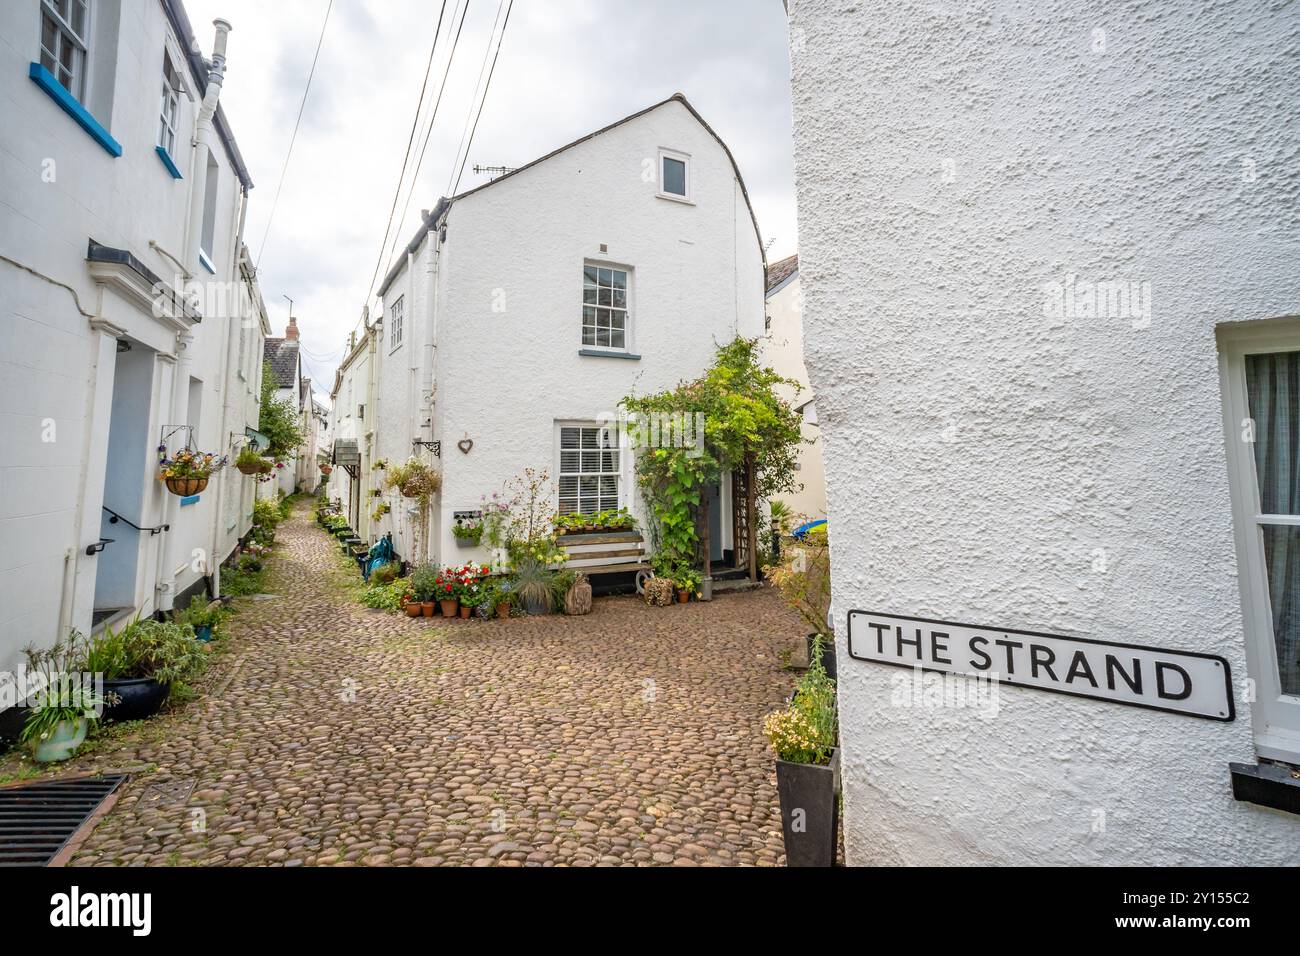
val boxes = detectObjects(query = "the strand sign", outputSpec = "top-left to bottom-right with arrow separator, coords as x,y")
846,610 -> 1234,721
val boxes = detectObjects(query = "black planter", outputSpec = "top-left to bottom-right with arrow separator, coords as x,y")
807,633 -> 837,680
102,678 -> 170,722
0,706 -> 28,749
775,747 -> 840,867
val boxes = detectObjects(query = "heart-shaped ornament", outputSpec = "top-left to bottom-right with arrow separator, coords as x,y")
457,438 -> 474,454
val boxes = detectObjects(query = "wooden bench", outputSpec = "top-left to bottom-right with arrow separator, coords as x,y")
554,530 -> 650,576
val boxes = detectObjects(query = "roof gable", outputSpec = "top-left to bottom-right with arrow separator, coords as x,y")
377,94 -> 766,298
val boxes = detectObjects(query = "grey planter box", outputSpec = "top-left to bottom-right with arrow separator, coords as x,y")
775,747 -> 840,867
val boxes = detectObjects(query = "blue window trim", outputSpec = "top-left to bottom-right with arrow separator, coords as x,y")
155,145 -> 183,179
198,249 -> 216,274
28,62 -> 122,157
579,348 -> 641,360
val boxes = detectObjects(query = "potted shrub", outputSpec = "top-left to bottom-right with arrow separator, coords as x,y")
157,445 -> 226,496
403,592 -> 422,617
175,595 -> 222,642
19,632 -> 109,763
495,579 -> 513,619
410,565 -> 439,617
86,617 -> 207,722
674,566 -> 701,604
512,557 -> 554,615
763,636 -> 839,867
453,516 -> 483,548
768,524 -> 836,678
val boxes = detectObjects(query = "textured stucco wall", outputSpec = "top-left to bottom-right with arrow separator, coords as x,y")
788,0 -> 1300,864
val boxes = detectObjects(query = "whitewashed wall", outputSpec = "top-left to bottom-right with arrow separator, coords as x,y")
762,273 -> 826,522
379,98 -> 766,569
788,0 -> 1300,864
0,0 -> 256,665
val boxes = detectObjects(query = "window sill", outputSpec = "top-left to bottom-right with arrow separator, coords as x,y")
28,63 -> 122,157
656,192 -> 695,206
579,348 -> 640,360
1229,761 -> 1300,816
198,250 -> 216,275
155,146 -> 184,179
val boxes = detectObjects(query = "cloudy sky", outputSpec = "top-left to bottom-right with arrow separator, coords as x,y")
183,0 -> 798,398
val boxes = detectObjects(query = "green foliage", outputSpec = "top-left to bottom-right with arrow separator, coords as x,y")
552,508 -> 636,534
371,561 -> 401,585
173,596 -> 224,632
622,337 -> 806,574
767,525 -> 831,634
511,557 -> 554,614
451,519 -> 482,542
549,568 -> 577,607
221,561 -> 266,596
386,458 -> 441,504
764,635 -> 838,765
360,577 -> 410,611
258,362 -> 306,459
84,617 -> 207,692
408,564 -> 441,603
19,631 -> 107,746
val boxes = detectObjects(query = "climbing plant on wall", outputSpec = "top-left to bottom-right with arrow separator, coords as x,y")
622,337 -> 806,581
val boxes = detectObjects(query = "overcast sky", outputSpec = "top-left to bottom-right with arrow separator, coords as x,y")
183,0 -> 798,399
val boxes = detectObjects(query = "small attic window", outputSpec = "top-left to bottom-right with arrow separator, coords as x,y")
658,149 -> 691,203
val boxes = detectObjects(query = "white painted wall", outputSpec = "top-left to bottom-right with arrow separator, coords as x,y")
0,0 -> 260,666
788,0 -> 1300,864
375,97 -> 766,570
762,271 -> 826,522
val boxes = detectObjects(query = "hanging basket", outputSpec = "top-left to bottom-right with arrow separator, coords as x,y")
258,460 -> 274,474
165,476 -> 208,496
236,461 -> 261,476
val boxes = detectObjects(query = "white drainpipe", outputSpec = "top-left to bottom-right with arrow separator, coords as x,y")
159,19 -> 232,614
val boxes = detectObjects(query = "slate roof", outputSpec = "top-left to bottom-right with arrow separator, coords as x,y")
765,254 -> 798,294
263,338 -> 299,388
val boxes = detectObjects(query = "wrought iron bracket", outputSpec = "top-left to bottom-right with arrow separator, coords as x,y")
85,538 -> 113,556
412,439 -> 441,457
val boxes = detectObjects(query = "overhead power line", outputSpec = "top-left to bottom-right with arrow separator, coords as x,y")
445,0 -> 507,195
256,0 -> 334,268
451,0 -> 514,196
379,0 -> 473,288
364,0 -> 452,306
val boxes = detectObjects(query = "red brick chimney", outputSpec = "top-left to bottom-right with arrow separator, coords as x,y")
285,315 -> 299,341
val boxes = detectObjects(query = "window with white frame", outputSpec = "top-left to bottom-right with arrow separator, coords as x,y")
390,295 -> 404,351
39,0 -> 89,98
558,424 -> 619,515
158,54 -> 181,155
659,149 -> 690,200
1220,324 -> 1300,762
199,152 -> 218,269
582,265 -> 628,349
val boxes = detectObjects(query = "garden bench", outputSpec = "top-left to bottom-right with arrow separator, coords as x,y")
555,530 -> 650,576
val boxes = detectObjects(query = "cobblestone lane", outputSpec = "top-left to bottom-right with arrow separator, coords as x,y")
66,500 -> 808,866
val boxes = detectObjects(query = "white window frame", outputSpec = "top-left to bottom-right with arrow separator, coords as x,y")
582,262 -> 631,352
657,148 -> 692,203
39,0 -> 90,100
1219,320 -> 1300,763
157,53 -> 181,155
389,295 -> 404,352
556,422 -> 622,516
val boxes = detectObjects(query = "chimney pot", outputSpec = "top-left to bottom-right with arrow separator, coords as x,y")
285,316 -> 299,341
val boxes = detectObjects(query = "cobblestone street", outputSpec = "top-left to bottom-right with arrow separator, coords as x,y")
59,500 -> 807,866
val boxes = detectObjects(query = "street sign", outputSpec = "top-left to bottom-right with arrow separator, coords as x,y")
847,610 -> 1235,721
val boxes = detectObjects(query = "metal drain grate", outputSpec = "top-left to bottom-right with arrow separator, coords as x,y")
0,774 -> 127,867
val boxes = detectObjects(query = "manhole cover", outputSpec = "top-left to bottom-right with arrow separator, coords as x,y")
135,777 -> 196,809
0,774 -> 127,867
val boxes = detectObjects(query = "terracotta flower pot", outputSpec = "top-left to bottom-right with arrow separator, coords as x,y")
459,605 -> 471,619
440,599 -> 458,618
421,601 -> 435,617
678,589 -> 689,604
164,476 -> 208,496
404,603 -> 422,617
496,601 -> 511,619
